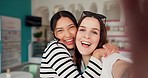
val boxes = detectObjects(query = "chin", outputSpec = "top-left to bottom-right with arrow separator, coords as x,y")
67,45 -> 74,50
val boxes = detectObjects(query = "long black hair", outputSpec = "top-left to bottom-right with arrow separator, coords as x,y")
74,11 -> 108,71
50,10 -> 78,40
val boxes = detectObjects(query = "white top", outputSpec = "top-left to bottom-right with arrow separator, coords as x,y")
100,53 -> 133,78
0,71 -> 33,78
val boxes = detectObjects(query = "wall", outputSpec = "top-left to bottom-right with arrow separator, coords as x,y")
30,0 -> 125,63
31,0 -> 118,41
0,0 -> 31,62
32,0 -> 114,19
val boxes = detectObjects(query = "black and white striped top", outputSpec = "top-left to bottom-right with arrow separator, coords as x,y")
40,40 -> 102,78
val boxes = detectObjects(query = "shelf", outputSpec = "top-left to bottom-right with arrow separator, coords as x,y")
106,20 -> 131,53
107,31 -> 127,36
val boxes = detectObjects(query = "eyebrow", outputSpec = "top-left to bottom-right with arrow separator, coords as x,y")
68,24 -> 75,26
55,27 -> 63,30
55,24 -> 75,30
92,28 -> 100,31
79,26 -> 100,31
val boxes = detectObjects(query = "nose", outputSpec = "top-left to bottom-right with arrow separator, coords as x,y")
84,32 -> 90,39
65,30 -> 71,38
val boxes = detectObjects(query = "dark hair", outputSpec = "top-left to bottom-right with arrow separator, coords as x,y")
50,10 -> 78,39
74,11 -> 108,71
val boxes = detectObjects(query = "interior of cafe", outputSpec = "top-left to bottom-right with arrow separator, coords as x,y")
29,0 -> 131,64
0,0 -> 137,78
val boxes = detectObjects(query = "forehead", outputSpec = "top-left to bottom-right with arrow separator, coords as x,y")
80,17 -> 100,29
56,17 -> 74,28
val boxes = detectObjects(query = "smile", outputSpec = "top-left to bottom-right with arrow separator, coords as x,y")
64,39 -> 74,45
81,41 -> 91,46
65,39 -> 73,42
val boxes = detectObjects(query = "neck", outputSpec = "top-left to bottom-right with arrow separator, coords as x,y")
82,55 -> 91,66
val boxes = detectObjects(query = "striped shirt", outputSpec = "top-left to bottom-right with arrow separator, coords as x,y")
40,40 -> 102,78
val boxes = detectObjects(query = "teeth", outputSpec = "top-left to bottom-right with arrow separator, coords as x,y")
82,41 -> 91,45
66,39 -> 73,42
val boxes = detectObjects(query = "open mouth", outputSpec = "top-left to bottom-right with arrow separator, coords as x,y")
81,41 -> 91,47
64,39 -> 74,45
65,39 -> 73,42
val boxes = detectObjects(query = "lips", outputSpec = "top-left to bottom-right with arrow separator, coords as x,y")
64,39 -> 74,45
81,41 -> 91,48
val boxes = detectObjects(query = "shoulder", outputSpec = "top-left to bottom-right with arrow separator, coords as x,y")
42,40 -> 71,57
113,60 -> 131,70
45,40 -> 67,51
112,60 -> 132,78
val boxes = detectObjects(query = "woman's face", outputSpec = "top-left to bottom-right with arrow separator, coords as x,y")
54,17 -> 77,49
76,17 -> 101,56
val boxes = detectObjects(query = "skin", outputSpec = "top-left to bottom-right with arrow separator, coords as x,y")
54,16 -> 118,58
54,17 -> 77,49
76,17 -> 131,78
112,60 -> 132,78
76,17 -> 101,65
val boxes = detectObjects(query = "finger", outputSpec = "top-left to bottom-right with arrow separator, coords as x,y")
106,45 -> 112,54
103,53 -> 107,57
103,44 -> 109,51
111,46 -> 119,53
103,45 -> 110,57
102,44 -> 107,49
108,43 -> 119,53
102,50 -> 108,57
104,48 -> 111,57
106,43 -> 116,56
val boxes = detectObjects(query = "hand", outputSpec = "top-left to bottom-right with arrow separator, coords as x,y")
92,48 -> 105,60
92,43 -> 119,60
102,43 -> 119,57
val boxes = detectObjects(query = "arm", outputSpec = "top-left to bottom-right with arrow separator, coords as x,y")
92,42 -> 119,60
103,43 -> 119,57
40,40 -> 102,78
112,60 -> 132,78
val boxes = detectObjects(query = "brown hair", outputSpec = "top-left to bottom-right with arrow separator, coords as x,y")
74,11 -> 108,71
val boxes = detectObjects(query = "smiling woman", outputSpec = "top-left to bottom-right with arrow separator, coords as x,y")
74,11 -> 132,78
76,17 -> 101,56
54,17 -> 77,49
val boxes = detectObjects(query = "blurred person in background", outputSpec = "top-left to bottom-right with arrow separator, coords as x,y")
121,0 -> 148,78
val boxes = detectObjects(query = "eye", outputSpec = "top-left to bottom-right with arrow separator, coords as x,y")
69,25 -> 75,30
91,31 -> 98,35
79,28 -> 85,32
56,29 -> 63,33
